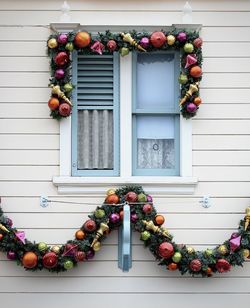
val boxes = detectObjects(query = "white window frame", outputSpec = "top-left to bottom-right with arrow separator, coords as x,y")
51,23 -> 201,195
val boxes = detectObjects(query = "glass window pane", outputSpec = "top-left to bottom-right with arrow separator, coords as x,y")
77,109 -> 113,170
136,115 -> 175,169
136,53 -> 175,110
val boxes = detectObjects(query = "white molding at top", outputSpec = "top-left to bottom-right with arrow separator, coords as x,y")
49,23 -> 202,33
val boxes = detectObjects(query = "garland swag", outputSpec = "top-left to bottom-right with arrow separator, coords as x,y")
0,186 -> 250,277
47,29 -> 203,120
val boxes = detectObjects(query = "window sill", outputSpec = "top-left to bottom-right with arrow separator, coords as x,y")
52,176 -> 198,196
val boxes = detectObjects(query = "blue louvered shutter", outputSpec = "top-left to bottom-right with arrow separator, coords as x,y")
72,53 -> 119,176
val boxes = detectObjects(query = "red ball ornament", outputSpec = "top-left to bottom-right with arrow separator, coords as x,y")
190,66 -> 202,78
215,259 -> 231,273
75,251 -> 86,262
193,37 -> 203,48
125,192 -> 138,203
107,40 -> 117,52
83,219 -> 97,232
59,103 -> 71,117
74,31 -> 91,48
55,52 -> 69,67
189,259 -> 202,272
105,194 -> 120,204
158,242 -> 174,258
0,234 -> 3,241
150,31 -> 166,48
42,252 -> 58,269
22,252 -> 38,269
142,203 -> 152,214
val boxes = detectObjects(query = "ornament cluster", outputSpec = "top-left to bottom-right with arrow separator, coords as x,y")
47,29 -> 203,120
0,186 -> 250,276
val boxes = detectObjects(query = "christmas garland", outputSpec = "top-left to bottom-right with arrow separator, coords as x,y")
47,29 -> 203,120
0,185 -> 250,277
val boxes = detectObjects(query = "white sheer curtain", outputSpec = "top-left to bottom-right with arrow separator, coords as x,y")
136,116 -> 175,169
77,110 -> 113,170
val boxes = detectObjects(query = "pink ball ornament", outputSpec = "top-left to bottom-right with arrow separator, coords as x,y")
147,195 -> 153,202
189,259 -> 202,272
140,37 -> 150,49
193,37 -> 203,48
55,69 -> 65,80
57,33 -> 68,45
131,213 -> 138,223
186,102 -> 197,113
158,242 -> 174,258
142,203 -> 152,214
107,40 -> 117,52
110,213 -> 120,224
150,31 -> 166,48
177,32 -> 187,42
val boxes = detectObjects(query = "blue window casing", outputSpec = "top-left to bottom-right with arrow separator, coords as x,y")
71,52 -> 120,176
132,51 -> 180,176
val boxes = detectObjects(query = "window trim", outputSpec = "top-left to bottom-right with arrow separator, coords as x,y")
51,23 -> 200,195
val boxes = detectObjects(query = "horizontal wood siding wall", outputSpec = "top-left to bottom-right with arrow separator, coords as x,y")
0,0 -> 250,307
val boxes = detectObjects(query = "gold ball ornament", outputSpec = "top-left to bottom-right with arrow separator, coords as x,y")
187,246 -> 195,254
93,241 -> 101,252
218,245 -> 228,255
48,38 -> 58,49
106,188 -> 116,196
51,245 -> 61,254
166,35 -> 176,46
243,249 -> 250,258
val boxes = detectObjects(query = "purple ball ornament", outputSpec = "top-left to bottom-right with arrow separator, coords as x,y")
7,251 -> 16,260
57,33 -> 68,45
147,195 -> 153,203
55,69 -> 65,80
6,218 -> 13,227
110,213 -> 120,224
177,32 -> 187,42
186,102 -> 197,113
86,249 -> 95,260
131,213 -> 138,223
140,37 -> 150,49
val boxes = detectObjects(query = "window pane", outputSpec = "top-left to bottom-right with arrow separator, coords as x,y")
77,109 -> 113,170
136,53 -> 175,110
136,115 -> 175,169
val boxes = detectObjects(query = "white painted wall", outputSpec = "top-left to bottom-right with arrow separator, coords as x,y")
0,0 -> 250,306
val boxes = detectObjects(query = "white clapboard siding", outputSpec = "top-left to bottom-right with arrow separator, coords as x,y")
0,0 -> 250,306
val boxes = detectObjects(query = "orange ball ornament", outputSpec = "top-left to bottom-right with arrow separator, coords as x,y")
190,66 -> 202,78
168,263 -> 178,271
194,97 -> 202,106
206,267 -> 213,275
48,97 -> 60,110
119,210 -> 124,220
22,252 -> 38,269
155,215 -> 165,226
74,31 -> 91,48
105,194 -> 120,204
75,229 -> 85,240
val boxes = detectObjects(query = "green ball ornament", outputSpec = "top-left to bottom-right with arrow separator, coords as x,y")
183,43 -> 194,53
94,209 -> 105,219
63,83 -> 73,92
141,231 -> 151,241
38,242 -> 48,252
178,74 -> 188,84
65,42 -> 74,51
120,47 -> 129,57
138,193 -> 147,202
63,260 -> 74,270
172,252 -> 182,263
204,249 -> 213,257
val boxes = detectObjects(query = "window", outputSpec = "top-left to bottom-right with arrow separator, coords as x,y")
71,53 -> 120,176
132,52 -> 180,176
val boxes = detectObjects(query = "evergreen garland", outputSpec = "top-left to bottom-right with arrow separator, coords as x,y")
47,29 -> 203,120
0,185 -> 249,277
